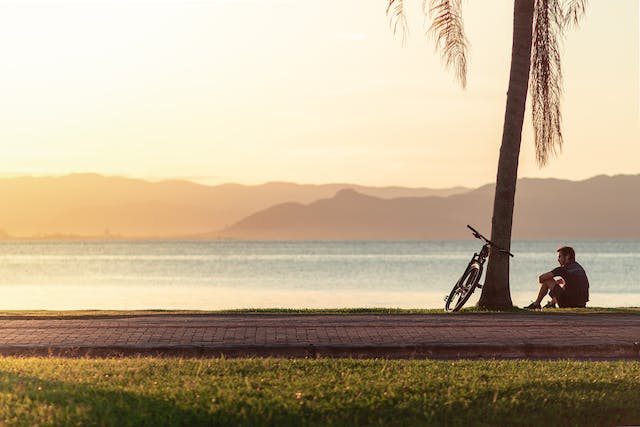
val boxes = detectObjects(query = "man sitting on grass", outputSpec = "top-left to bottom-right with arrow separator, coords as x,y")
526,246 -> 590,309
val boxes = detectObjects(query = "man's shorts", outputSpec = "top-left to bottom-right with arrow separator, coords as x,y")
549,286 -> 586,308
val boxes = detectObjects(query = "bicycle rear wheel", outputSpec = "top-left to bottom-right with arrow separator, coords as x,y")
445,262 -> 482,312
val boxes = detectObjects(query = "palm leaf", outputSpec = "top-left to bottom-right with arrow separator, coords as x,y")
424,0 -> 468,88
387,0 -> 409,46
531,0 -> 565,166
562,0 -> 588,27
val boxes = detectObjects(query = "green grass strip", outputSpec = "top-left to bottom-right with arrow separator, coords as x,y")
0,307 -> 638,318
0,358 -> 639,426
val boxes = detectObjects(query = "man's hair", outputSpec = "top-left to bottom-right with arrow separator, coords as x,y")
557,246 -> 575,261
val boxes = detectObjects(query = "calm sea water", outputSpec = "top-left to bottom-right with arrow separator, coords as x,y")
0,240 -> 638,310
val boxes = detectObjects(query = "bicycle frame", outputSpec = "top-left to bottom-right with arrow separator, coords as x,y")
444,225 -> 513,312
474,243 -> 490,269
458,244 -> 488,291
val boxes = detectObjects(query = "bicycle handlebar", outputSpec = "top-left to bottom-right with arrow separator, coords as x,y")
466,225 -> 514,257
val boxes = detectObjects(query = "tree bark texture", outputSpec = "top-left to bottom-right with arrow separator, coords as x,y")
478,0 -> 535,309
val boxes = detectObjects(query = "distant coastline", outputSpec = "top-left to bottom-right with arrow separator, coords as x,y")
1,173 -> 639,240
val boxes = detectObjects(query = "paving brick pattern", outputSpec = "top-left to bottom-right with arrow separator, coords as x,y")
0,314 -> 639,359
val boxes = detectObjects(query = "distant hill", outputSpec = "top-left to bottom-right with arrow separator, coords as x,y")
511,175 -> 640,239
0,174 -> 467,238
214,174 -> 640,240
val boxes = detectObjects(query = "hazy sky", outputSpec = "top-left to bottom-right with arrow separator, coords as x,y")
1,0 -> 638,188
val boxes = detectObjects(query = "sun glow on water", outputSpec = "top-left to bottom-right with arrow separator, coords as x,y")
1,240 -> 639,310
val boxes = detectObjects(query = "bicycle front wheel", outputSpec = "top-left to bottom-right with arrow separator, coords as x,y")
445,262 -> 482,312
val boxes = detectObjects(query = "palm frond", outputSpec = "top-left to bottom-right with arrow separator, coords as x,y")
561,0 -> 588,28
425,0 -> 468,88
387,0 -> 409,46
531,0 -> 564,166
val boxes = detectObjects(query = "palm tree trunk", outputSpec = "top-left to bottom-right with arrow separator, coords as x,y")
478,0 -> 535,309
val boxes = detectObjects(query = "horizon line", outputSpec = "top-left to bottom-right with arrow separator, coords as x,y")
0,171 -> 638,189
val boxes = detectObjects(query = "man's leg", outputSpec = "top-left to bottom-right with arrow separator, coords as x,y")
533,278 -> 560,306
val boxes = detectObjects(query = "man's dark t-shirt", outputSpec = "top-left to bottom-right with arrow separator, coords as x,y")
551,261 -> 590,307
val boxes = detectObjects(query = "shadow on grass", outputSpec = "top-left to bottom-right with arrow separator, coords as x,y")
2,367 -> 640,427
0,370 -> 211,426
458,377 -> 640,427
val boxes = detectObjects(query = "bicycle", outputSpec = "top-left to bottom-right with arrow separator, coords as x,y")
444,225 -> 514,312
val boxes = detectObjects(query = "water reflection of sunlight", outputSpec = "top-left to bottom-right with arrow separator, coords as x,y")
0,285 -> 638,310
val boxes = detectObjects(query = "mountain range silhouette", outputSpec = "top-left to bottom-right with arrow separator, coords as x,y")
214,174 -> 640,240
1,173 -> 637,239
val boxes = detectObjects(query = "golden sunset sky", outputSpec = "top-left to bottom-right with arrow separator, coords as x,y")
0,0 -> 638,188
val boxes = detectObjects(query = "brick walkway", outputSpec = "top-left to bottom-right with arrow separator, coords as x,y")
1,313 -> 639,359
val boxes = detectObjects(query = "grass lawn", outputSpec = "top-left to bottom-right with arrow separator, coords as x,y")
0,358 -> 639,426
0,307 -> 638,317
